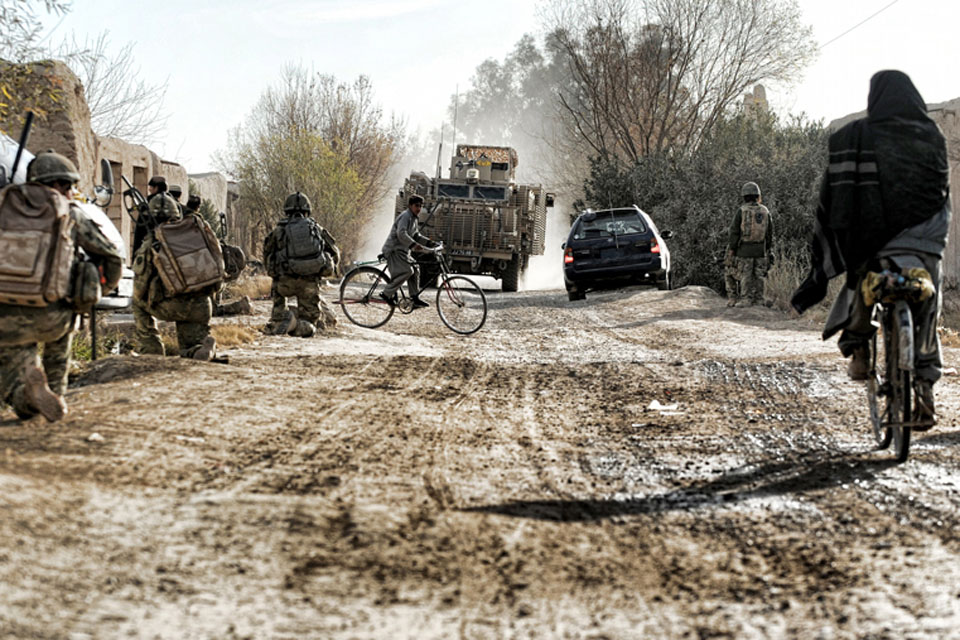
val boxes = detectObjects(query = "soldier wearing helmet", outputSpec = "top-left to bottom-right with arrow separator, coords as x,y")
168,184 -> 185,216
130,193 -> 218,360
0,150 -> 122,422
261,191 -> 338,337
727,181 -> 774,307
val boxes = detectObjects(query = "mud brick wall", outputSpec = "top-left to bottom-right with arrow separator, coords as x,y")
0,60 -> 97,193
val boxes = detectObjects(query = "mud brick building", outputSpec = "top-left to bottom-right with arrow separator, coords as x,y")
0,60 -> 232,262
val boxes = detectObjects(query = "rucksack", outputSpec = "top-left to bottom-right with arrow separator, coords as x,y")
0,183 -> 75,307
152,215 -> 225,295
739,203 -> 770,244
280,215 -> 328,277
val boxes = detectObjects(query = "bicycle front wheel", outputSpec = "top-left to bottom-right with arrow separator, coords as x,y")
339,266 -> 395,329
436,276 -> 487,335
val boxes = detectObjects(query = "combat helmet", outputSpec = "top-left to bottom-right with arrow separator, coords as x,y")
148,193 -> 180,223
27,150 -> 81,184
283,191 -> 311,215
741,182 -> 761,198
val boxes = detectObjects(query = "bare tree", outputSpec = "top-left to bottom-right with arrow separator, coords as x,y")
544,0 -> 817,164
250,65 -> 406,216
55,32 -> 169,144
0,0 -> 70,62
217,64 -> 406,260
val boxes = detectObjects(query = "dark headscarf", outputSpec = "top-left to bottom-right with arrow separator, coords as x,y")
791,70 -> 949,313
868,70 -> 949,226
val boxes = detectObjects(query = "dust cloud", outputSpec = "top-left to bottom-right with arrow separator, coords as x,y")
521,198 -> 570,291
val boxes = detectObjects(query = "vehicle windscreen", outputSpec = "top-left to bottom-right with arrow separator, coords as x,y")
438,184 -> 471,199
572,210 -> 646,240
474,186 -> 507,201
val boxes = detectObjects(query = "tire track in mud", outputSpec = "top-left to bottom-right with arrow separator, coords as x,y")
5,286 -> 960,638
199,354 -> 449,496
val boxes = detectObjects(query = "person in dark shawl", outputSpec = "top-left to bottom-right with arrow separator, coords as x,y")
792,70 -> 951,419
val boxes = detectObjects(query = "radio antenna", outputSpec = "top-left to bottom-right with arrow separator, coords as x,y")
452,84 -> 459,161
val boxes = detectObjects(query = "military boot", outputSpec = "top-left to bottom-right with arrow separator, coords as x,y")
218,296 -> 253,316
192,336 -> 217,362
847,345 -> 870,381
292,320 -> 317,338
264,309 -> 298,335
22,363 -> 67,422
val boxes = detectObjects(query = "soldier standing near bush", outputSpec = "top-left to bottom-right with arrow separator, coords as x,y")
0,151 -> 122,421
262,192 -> 338,338
727,181 -> 774,307
131,193 -> 219,360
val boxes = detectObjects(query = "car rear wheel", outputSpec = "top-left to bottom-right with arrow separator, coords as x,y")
657,272 -> 672,291
567,286 -> 586,301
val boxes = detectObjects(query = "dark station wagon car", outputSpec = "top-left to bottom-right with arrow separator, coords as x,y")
562,206 -> 673,301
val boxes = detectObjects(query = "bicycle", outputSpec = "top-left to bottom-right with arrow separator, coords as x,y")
338,244 -> 488,335
865,264 -> 936,463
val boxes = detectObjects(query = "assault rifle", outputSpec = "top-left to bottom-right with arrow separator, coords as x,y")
9,111 -> 34,183
121,174 -> 157,229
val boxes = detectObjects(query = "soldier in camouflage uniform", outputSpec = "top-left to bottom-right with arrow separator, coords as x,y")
0,151 -> 122,422
727,182 -> 774,307
131,193 -> 217,360
262,192 -> 337,337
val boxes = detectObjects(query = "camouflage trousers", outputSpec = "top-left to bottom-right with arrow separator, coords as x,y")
736,256 -> 768,303
134,294 -> 212,358
723,255 -> 738,300
269,276 -> 337,333
0,327 -> 74,418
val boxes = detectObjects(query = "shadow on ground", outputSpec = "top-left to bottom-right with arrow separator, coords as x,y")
464,451 -> 899,522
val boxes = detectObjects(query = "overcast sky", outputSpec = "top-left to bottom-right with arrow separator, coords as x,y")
40,0 -> 960,173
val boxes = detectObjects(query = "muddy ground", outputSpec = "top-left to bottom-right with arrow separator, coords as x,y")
2,284 -> 960,639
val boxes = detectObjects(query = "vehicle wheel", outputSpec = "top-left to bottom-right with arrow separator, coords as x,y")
339,266 -> 395,328
436,276 -> 487,334
657,272 -> 672,290
501,257 -> 520,293
567,287 -> 586,301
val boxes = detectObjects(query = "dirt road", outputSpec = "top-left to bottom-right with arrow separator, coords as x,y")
3,285 -> 960,639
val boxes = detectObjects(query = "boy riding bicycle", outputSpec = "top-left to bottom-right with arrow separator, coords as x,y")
380,195 -> 438,309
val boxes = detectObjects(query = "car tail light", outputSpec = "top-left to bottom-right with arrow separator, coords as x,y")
564,247 -> 574,264
650,239 -> 661,254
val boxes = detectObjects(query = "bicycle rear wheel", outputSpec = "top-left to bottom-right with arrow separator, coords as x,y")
339,266 -> 395,329
884,307 -> 912,462
436,275 -> 487,335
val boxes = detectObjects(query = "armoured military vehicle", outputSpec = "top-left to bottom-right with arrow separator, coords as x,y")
396,144 -> 553,292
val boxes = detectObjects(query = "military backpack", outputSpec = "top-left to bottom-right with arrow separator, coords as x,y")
739,203 -> 770,244
0,183 -> 75,307
279,215 -> 329,277
152,215 -> 226,295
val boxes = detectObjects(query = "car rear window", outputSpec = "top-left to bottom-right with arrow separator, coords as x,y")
572,210 -> 647,240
